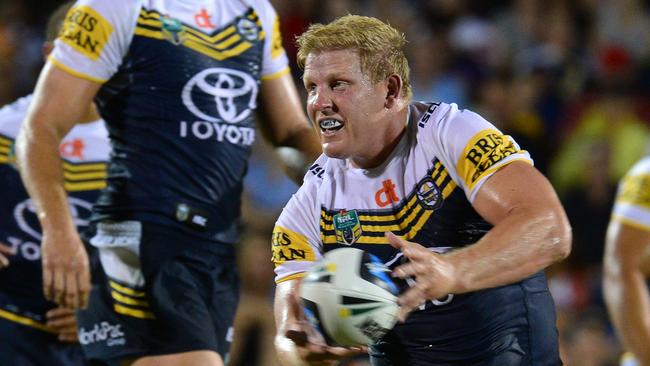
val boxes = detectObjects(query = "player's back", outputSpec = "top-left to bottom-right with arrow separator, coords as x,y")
51,0 -> 289,244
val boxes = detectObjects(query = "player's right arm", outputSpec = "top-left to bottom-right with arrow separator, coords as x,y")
16,0 -> 137,309
603,158 -> 650,365
16,63 -> 102,309
272,160 -> 365,365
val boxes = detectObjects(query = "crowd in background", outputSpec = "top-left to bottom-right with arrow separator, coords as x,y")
4,0 -> 650,365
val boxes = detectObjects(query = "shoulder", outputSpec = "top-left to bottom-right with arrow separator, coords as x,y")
0,95 -> 32,138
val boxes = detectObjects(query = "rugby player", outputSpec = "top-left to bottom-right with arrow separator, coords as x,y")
16,0 -> 320,365
0,2 -> 109,365
604,156 -> 650,366
272,15 -> 571,365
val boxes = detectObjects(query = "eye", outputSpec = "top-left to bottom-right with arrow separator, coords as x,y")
331,80 -> 348,90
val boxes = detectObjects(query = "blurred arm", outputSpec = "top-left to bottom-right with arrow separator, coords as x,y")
16,61 -> 102,308
259,73 -> 321,183
603,220 -> 650,365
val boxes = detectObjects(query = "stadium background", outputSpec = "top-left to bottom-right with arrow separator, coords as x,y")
3,0 -> 650,365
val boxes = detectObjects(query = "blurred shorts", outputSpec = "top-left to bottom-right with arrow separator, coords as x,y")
77,220 -> 239,364
0,316 -> 88,366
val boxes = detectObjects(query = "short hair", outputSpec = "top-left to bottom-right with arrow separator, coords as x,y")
296,15 -> 412,99
45,1 -> 75,43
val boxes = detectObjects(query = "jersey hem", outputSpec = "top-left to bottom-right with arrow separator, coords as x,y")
0,308 -> 54,333
611,214 -> 650,231
48,56 -> 107,84
275,272 -> 306,284
261,67 -> 290,81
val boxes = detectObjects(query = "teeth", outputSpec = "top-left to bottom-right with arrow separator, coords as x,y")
320,119 -> 342,131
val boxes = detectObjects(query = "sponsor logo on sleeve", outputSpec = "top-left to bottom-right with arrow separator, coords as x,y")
60,5 -> 113,60
618,173 -> 650,209
271,226 -> 316,265
457,129 -> 521,190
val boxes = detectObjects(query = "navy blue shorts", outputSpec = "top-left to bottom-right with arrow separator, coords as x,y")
77,221 -> 239,364
0,316 -> 88,366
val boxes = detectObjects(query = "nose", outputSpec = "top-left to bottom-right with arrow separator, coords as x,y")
309,87 -> 333,111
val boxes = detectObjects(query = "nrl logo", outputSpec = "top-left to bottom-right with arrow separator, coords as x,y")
162,16 -> 186,45
333,209 -> 362,245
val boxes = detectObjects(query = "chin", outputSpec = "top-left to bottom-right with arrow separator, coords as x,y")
322,144 -> 347,160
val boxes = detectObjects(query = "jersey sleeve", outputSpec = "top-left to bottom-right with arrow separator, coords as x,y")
272,162 -> 324,283
254,0 -> 290,79
611,157 -> 650,231
49,0 -> 140,83
419,103 -> 533,202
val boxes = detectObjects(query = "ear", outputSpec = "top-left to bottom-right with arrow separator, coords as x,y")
384,74 -> 403,109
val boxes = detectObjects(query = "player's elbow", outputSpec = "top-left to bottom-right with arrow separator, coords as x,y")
545,211 -> 572,264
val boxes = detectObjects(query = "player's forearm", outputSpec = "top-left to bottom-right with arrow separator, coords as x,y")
447,208 -> 570,293
16,121 -> 74,234
604,268 -> 650,365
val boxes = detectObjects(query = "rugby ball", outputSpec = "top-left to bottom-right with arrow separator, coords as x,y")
299,247 -> 399,346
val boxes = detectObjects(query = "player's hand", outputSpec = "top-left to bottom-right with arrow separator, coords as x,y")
41,230 -> 90,309
283,289 -> 367,365
0,241 -> 16,269
46,307 -> 79,343
387,232 -> 458,322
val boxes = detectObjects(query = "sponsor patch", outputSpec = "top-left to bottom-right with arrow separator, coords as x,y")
60,6 -> 113,60
618,173 -> 650,209
333,209 -> 362,245
457,129 -> 521,190
272,226 -> 316,265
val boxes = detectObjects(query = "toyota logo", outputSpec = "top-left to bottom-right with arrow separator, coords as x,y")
13,197 -> 93,240
182,68 -> 258,124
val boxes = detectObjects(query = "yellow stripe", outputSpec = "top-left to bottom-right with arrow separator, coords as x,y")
64,181 -> 106,192
109,280 -> 146,297
111,291 -> 150,307
136,17 -> 162,27
611,215 -> 650,232
113,304 -> 155,319
64,171 -> 107,181
184,25 -> 237,44
134,27 -> 164,40
276,272 -> 306,284
0,156 -> 8,163
184,38 -> 252,60
48,56 -> 107,84
140,9 -> 160,19
262,67 -> 290,81
0,309 -> 55,333
0,145 -> 9,154
0,138 -> 11,147
63,161 -> 106,172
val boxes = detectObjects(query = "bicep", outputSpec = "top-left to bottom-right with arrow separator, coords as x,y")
605,220 -> 650,273
27,62 -> 102,137
472,161 -> 565,225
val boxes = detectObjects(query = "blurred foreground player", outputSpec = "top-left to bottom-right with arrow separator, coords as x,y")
16,0 -> 320,365
272,15 -> 571,365
604,155 -> 650,366
0,2 -> 109,365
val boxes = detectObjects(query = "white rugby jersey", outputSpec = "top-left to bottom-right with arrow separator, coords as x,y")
611,156 -> 650,230
273,101 -> 533,283
0,94 -> 110,171
50,0 -> 288,83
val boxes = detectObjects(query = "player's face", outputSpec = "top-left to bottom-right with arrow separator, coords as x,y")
303,49 -> 393,167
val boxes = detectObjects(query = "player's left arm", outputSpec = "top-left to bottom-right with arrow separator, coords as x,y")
391,161 -> 571,318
